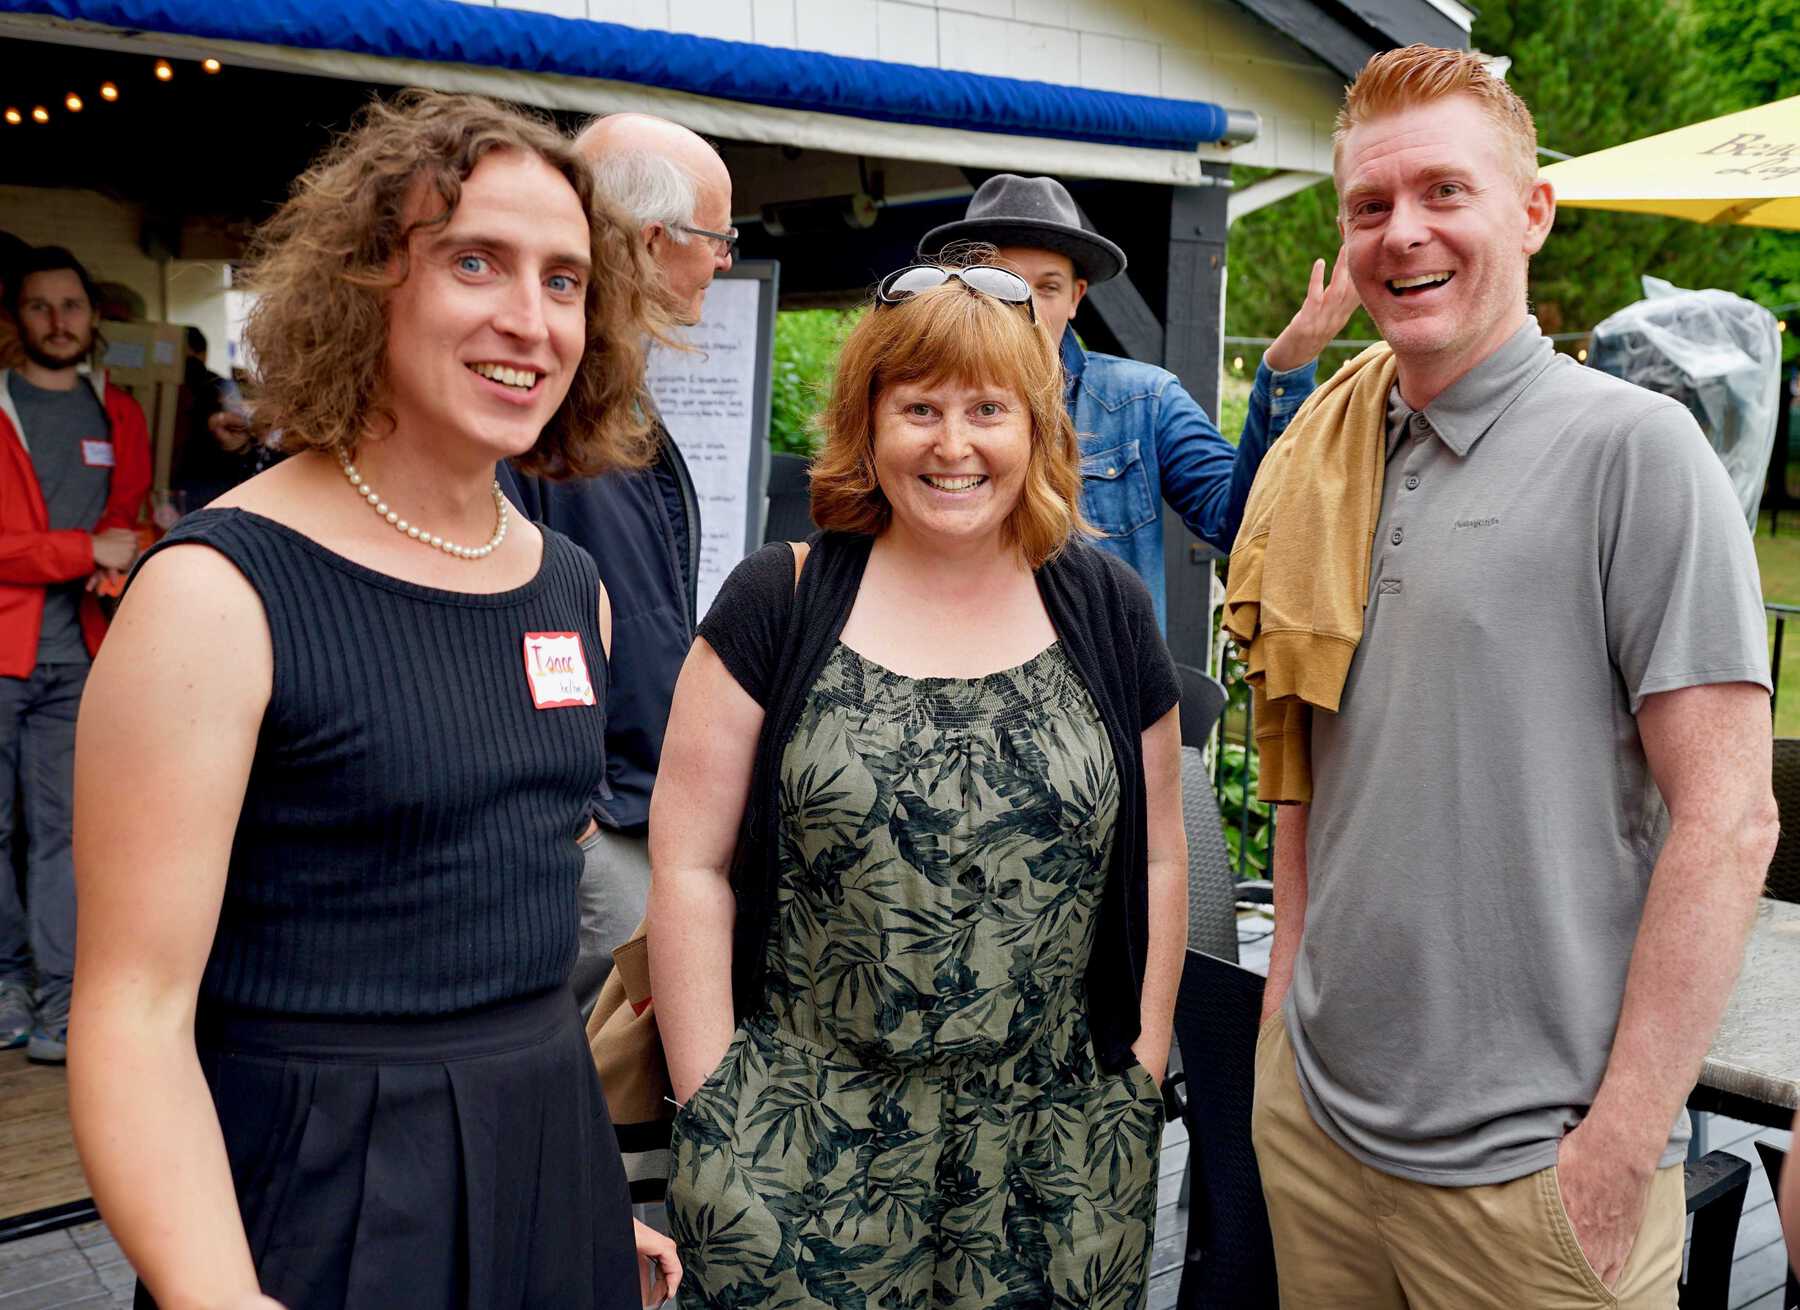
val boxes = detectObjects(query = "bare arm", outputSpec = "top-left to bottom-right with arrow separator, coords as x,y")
1131,708 -> 1187,1083
1558,680 -> 1777,1284
1588,682 -> 1776,1162
1261,802 -> 1308,1022
70,546 -> 280,1310
647,638 -> 764,1102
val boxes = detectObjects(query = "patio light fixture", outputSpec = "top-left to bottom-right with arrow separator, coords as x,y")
3,108 -> 20,126
202,58 -> 222,73
31,105 -> 48,124
65,93 -> 82,112
100,82 -> 119,102
154,59 -> 173,81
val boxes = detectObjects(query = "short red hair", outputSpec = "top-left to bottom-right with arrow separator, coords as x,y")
1334,45 -> 1538,191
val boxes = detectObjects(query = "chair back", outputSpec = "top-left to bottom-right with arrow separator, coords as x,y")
1183,746 -> 1238,962
1173,948 -> 1278,1310
763,452 -> 818,545
1768,738 -> 1800,903
1176,663 -> 1229,749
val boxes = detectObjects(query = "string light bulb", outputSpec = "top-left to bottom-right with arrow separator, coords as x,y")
1232,355 -> 1245,372
1577,347 -> 1588,363
65,93 -> 83,112
202,57 -> 221,73
31,106 -> 49,124
100,82 -> 119,102
154,59 -> 173,81
3,108 -> 20,126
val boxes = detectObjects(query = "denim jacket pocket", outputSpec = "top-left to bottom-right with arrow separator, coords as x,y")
1080,440 -> 1158,538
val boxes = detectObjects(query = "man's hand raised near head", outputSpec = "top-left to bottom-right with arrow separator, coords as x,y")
1262,245 -> 1360,373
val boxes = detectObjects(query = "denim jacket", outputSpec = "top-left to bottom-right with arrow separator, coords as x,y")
1064,329 -> 1316,629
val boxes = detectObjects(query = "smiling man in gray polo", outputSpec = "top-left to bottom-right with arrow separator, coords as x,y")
1249,45 -> 1779,1308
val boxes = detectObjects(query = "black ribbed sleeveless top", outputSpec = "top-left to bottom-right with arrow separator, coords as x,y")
135,509 -> 606,1017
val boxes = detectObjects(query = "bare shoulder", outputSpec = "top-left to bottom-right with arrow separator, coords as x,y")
104,544 -> 272,708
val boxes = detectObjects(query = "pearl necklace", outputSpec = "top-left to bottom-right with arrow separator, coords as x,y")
338,451 -> 509,560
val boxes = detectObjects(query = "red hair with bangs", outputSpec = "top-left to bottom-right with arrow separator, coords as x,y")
809,278 -> 1092,568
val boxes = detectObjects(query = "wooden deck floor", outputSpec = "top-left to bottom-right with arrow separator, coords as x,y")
0,1030 -> 1790,1309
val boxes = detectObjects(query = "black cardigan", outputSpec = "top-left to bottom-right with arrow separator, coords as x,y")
696,531 -> 1179,1072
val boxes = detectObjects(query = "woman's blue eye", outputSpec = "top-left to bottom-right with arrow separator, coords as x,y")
458,255 -> 489,275
548,274 -> 579,294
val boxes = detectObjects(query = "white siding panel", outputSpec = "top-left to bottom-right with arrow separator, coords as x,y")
936,0 -> 1012,20
1063,0 -> 1149,42
597,0 -> 672,29
499,0 -> 590,17
795,0 -> 879,56
877,1 -> 939,66
1013,0 -> 1069,27
667,0 -> 754,40
750,0 -> 797,44
1077,31 -> 1124,90
936,10 -> 1013,75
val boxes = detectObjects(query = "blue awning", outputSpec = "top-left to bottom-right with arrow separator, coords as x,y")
0,0 -> 1240,151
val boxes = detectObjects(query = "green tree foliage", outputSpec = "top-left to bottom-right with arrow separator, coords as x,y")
1690,0 -> 1800,350
1225,0 -> 1779,360
769,308 -> 861,456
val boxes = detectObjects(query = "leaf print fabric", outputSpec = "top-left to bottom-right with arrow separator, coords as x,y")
669,643 -> 1162,1308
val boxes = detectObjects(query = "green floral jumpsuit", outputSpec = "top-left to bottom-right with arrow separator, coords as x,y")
668,642 -> 1163,1309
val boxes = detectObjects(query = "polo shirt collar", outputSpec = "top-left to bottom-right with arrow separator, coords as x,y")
1420,318 -> 1557,457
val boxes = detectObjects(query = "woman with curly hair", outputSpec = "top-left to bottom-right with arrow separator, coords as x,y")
650,260 -> 1187,1307
68,91 -> 680,1309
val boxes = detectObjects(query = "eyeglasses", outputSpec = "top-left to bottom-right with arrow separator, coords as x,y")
675,223 -> 739,258
875,264 -> 1036,323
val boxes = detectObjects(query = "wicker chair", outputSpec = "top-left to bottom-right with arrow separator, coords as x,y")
1767,738 -> 1800,903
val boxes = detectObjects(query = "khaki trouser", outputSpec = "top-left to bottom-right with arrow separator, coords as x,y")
1251,1012 -> 1684,1309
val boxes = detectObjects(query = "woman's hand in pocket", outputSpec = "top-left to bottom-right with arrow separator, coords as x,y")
635,1219 -> 682,1307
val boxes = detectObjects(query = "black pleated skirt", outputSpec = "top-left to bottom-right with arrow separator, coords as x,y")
136,988 -> 637,1310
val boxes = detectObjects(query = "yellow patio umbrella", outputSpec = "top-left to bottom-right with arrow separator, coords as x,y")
1540,95 -> 1800,230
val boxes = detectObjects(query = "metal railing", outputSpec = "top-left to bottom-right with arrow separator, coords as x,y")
1211,605 -> 1799,880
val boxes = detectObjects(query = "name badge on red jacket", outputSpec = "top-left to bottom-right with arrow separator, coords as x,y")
81,440 -> 114,468
522,632 -> 595,709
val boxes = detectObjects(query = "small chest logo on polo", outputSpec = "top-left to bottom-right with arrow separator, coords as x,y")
1454,517 -> 1501,530
522,632 -> 595,709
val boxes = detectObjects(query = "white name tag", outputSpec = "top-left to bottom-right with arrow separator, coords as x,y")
522,631 -> 595,710
80,440 -> 114,468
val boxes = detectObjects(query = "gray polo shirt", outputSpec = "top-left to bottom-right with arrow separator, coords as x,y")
1285,319 -> 1770,1186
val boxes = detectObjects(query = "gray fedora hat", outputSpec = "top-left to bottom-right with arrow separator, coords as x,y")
919,175 -> 1127,285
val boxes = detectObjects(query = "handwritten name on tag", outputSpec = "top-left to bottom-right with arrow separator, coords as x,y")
81,440 -> 115,468
522,631 -> 595,710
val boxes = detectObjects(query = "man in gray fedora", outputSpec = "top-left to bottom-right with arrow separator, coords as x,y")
920,174 -> 1356,627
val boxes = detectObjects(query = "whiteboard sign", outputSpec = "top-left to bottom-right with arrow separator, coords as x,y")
645,264 -> 776,620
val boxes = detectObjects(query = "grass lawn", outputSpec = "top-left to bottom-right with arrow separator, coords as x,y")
1757,509 -> 1800,738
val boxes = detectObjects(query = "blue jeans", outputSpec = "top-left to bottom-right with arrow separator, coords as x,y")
0,661 -> 88,1027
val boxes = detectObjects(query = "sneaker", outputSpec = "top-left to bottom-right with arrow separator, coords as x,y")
0,981 -> 30,1050
26,1026 -> 66,1065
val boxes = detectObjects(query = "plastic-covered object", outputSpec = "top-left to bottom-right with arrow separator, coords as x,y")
1589,276 -> 1781,529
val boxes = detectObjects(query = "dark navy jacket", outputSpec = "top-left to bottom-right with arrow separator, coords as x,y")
499,424 -> 699,833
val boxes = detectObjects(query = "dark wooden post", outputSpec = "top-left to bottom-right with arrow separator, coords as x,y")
1159,164 -> 1232,674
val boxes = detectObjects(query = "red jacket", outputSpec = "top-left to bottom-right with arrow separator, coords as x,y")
0,369 -> 152,679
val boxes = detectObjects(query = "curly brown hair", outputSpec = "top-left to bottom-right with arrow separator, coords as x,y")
241,89 -> 669,478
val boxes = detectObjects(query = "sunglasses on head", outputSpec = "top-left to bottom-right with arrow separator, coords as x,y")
875,264 -> 1036,322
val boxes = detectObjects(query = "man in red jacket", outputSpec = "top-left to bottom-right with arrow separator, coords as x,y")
0,246 -> 149,1063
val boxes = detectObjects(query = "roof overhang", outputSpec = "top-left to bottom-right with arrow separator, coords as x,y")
0,0 -> 1264,185
1223,0 -> 1472,81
